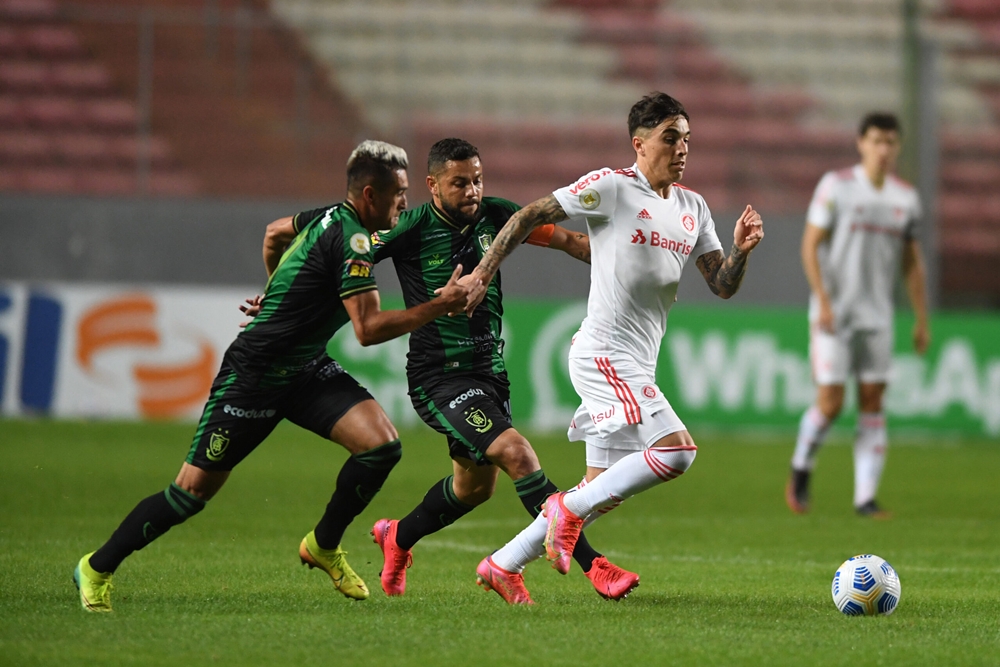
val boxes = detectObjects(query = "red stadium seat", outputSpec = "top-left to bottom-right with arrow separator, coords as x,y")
0,26 -> 20,57
77,169 -> 136,195
50,63 -> 113,94
0,96 -> 25,126
0,0 -> 58,22
53,132 -> 113,164
20,167 -> 76,192
23,26 -> 84,59
0,61 -> 50,92
0,130 -> 51,162
23,96 -> 84,128
84,99 -> 137,131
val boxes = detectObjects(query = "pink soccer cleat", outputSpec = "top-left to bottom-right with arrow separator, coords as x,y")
543,492 -> 585,575
585,556 -> 640,600
371,518 -> 412,596
476,556 -> 533,605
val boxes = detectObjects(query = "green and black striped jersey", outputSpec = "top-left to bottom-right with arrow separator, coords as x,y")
372,197 -> 519,385
227,202 -> 376,386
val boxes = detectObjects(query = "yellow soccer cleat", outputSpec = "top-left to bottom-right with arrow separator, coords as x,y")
299,531 -> 369,600
74,552 -> 113,613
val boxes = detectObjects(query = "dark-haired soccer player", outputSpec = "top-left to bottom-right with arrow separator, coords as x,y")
786,112 -> 930,518
370,138 -> 641,603
462,93 -> 764,603
73,140 -> 475,612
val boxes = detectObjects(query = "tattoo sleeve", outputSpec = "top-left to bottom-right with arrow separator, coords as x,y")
696,244 -> 749,299
573,233 -> 591,264
478,194 -> 569,276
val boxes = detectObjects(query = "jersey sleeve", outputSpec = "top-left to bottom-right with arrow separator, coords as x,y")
292,206 -> 331,234
336,226 -> 378,299
692,198 -> 724,259
552,168 -> 617,224
806,172 -> 839,229
487,197 -> 543,245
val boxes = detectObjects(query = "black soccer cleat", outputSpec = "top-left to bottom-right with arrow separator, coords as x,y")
855,500 -> 892,519
785,468 -> 811,514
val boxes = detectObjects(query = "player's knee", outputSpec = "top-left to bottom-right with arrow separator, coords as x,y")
648,441 -> 698,475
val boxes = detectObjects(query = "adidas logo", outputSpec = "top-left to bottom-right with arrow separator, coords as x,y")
637,209 -> 652,220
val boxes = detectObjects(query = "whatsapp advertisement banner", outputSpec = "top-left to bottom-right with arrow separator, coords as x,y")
328,301 -> 1000,438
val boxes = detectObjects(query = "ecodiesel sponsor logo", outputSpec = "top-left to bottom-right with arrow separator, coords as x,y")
223,404 -> 277,419
449,388 -> 485,410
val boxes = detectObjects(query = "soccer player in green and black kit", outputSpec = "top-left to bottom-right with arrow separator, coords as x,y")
72,141 -> 475,613
368,139 -> 640,603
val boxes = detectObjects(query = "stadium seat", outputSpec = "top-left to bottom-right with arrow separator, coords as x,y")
24,26 -> 85,58
23,96 -> 84,128
0,0 -> 58,22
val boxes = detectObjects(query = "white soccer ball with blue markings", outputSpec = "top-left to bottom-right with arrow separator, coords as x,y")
831,554 -> 901,616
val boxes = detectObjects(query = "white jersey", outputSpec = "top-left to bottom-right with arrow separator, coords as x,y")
553,164 -> 723,368
807,165 -> 921,331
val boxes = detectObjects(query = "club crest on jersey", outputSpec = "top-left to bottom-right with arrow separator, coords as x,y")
350,232 -> 371,254
579,189 -> 601,210
681,213 -> 696,233
642,385 -> 657,399
464,408 -> 493,433
206,429 -> 230,462
478,233 -> 493,253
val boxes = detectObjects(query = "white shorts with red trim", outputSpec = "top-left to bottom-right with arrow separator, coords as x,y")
810,325 -> 892,385
566,354 -> 686,453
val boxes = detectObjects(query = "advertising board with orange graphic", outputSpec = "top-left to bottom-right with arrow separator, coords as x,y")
1,282 -> 248,420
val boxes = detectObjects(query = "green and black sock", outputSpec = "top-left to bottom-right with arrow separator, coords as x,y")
515,469 -> 601,573
89,482 -> 206,574
313,440 -> 402,550
395,475 -> 475,550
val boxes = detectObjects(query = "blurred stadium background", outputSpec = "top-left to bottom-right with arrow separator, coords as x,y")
1,0 -> 998,438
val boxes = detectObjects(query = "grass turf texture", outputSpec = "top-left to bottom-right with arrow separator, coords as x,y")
1,419 -> 998,666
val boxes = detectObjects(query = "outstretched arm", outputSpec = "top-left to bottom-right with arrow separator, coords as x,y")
343,265 -> 478,346
263,216 -> 297,277
464,195 -> 569,313
695,205 -> 763,299
902,238 -> 930,354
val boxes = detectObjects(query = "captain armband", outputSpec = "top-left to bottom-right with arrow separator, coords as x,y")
525,224 -> 556,247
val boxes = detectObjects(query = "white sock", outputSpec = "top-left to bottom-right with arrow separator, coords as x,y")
791,406 -> 832,471
563,445 -> 697,519
853,412 -> 887,507
490,479 -> 619,574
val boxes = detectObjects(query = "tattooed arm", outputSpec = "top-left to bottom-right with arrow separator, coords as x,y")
462,194 -> 570,313
548,226 -> 591,264
695,204 -> 764,299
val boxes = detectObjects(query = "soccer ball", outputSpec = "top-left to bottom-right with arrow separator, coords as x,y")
831,554 -> 901,616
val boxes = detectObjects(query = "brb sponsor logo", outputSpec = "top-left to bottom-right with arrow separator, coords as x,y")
631,230 -> 693,255
223,404 -> 277,419
449,387 -> 485,410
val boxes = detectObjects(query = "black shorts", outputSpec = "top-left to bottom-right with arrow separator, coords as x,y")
186,356 -> 373,471
409,373 -> 513,466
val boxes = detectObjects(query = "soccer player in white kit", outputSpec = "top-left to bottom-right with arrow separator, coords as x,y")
458,93 -> 764,604
786,112 -> 930,518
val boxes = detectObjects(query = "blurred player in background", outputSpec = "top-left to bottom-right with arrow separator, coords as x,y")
73,141 -> 474,612
786,113 -> 930,518
462,92 -> 764,603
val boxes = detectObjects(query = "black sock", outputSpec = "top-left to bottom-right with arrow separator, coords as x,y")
314,440 -> 402,550
89,483 -> 206,574
514,470 -> 601,573
395,475 -> 475,550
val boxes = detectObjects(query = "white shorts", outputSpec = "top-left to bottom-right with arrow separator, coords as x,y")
810,324 -> 892,385
566,354 -> 686,466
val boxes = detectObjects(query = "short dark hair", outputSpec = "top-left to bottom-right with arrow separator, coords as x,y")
427,138 -> 480,175
628,92 -> 689,138
859,112 -> 901,137
346,140 -> 408,194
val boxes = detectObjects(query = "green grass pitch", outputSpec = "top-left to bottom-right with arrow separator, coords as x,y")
1,419 -> 998,666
